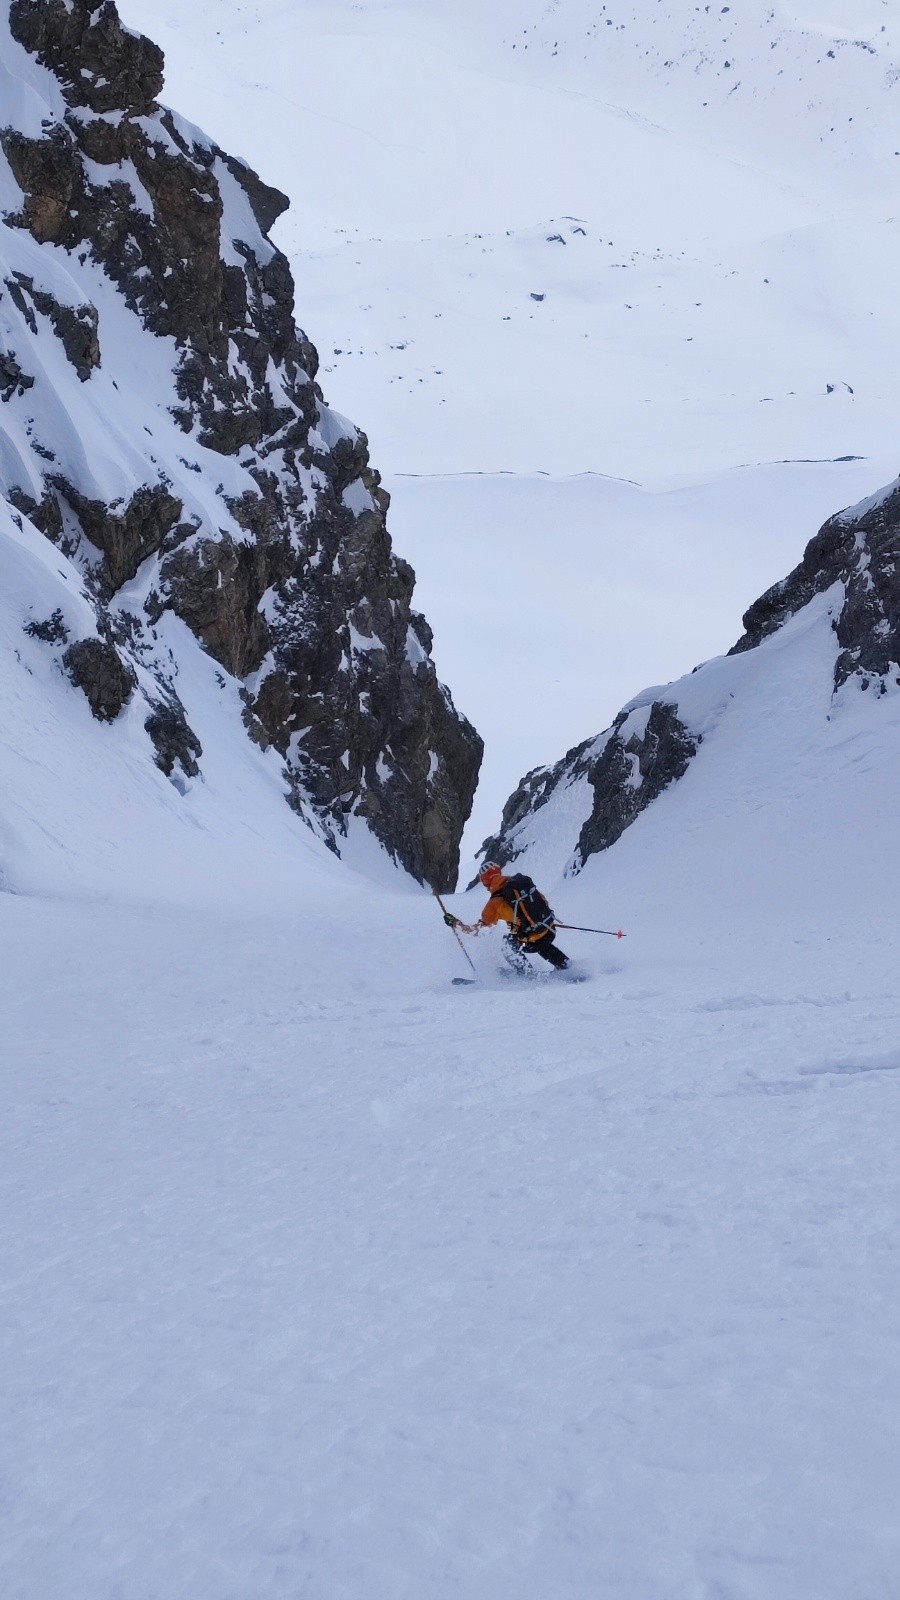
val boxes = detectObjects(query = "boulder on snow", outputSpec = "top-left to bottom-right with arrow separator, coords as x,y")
63,636 -> 135,721
144,695 -> 202,780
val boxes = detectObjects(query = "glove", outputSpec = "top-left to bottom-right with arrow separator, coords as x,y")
443,912 -> 459,927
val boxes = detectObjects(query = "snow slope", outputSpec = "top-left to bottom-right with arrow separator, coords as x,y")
3,11 -> 900,1592
3,687 -> 900,1597
116,0 -> 900,849
3,467 -> 900,1600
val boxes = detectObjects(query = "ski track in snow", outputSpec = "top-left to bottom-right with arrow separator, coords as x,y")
3,890 -> 900,1600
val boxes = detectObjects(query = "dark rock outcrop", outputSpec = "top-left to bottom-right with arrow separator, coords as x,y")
483,477 -> 900,875
731,478 -> 900,690
24,606 -> 68,643
479,701 -> 697,876
0,0 -> 481,886
144,695 -> 202,780
53,481 -> 184,595
5,273 -> 99,377
63,636 -> 134,720
573,702 -> 697,867
0,345 -> 33,398
10,0 -> 164,115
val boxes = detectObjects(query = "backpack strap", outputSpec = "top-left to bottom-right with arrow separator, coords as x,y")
495,881 -> 554,943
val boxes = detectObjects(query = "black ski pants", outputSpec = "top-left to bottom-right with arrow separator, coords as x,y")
505,930 -> 569,970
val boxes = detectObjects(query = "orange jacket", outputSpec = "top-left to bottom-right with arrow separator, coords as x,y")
480,880 -> 515,930
479,875 -> 550,943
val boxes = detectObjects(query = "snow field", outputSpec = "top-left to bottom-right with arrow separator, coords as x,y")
117,0 -> 900,482
4,563 -> 900,1594
3,880 -> 900,1600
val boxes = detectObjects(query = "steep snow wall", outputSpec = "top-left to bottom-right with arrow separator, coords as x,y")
0,0 -> 482,891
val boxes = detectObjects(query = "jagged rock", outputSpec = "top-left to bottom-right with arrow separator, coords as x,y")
144,695 -> 202,779
51,480 -> 183,594
0,346 -> 33,399
24,606 -> 69,643
160,534 -> 271,679
573,702 -> 697,866
7,487 -> 63,541
731,479 -> 900,690
479,703 -> 696,876
63,636 -> 135,720
1,124 -> 84,244
6,274 -> 99,378
10,0 -> 164,115
219,152 -> 289,235
0,0 -> 481,886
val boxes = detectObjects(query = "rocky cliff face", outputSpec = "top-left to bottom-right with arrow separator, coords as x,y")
481,477 -> 900,876
478,697 -> 698,878
0,0 -> 481,888
730,479 -> 900,692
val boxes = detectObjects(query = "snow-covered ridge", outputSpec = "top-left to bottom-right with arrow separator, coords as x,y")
481,476 -> 900,879
0,0 -> 482,891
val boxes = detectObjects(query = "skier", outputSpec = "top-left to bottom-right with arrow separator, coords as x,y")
445,862 -> 571,973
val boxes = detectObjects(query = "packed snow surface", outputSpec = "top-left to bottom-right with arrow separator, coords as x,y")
5,887 -> 900,1600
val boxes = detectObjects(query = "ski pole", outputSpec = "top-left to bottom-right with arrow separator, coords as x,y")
553,922 -> 626,939
432,890 -> 479,977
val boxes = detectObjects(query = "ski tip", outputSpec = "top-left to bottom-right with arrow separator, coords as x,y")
617,930 -> 626,939
451,976 -> 478,986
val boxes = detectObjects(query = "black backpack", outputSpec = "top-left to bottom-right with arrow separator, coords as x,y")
495,873 -> 555,942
